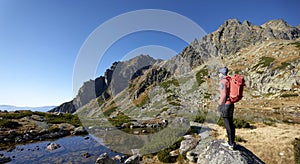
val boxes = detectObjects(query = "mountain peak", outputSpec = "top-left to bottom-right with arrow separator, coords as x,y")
261,19 -> 293,30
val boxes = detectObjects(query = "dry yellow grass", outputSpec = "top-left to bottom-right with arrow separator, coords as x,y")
207,122 -> 300,164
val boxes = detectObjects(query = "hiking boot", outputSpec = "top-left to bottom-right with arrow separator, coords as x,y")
228,145 -> 235,151
221,142 -> 236,150
221,142 -> 231,147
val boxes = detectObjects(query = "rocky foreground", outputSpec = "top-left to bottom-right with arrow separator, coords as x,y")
0,110 -> 267,164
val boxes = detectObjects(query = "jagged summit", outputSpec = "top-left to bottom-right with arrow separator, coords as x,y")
50,18 -> 300,115
261,19 -> 293,30
49,55 -> 158,113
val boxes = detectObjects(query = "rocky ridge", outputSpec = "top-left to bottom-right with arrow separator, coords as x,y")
49,55 -> 158,113
73,19 -> 299,163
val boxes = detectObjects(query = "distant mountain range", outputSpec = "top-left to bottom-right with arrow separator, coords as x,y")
0,105 -> 56,112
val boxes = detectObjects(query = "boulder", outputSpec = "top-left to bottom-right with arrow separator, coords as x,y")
179,135 -> 198,154
197,140 -> 265,164
47,143 -> 61,151
95,153 -> 115,164
124,154 -> 140,164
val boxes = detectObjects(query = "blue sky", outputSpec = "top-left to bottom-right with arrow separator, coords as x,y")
0,0 -> 299,107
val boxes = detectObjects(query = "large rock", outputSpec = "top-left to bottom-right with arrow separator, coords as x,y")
47,143 -> 61,151
95,153 -> 115,164
179,135 -> 198,154
49,55 -> 157,113
197,140 -> 265,164
124,154 -> 140,164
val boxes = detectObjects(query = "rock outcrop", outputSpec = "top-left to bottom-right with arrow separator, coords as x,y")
49,55 -> 158,113
166,19 -> 300,75
197,140 -> 265,164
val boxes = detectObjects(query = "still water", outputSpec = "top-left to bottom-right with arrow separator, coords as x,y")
0,135 -> 122,164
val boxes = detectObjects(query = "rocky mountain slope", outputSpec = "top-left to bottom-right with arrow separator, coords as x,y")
46,19 -> 300,164
49,55 -> 158,113
50,18 -> 299,163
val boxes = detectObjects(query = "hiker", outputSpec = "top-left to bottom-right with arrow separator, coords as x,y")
218,67 -> 236,150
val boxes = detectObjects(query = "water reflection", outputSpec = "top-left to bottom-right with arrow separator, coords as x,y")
0,135 -> 122,164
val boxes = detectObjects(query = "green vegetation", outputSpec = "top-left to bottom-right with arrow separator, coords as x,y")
169,101 -> 181,106
252,56 -> 275,70
157,137 -> 184,163
235,135 -> 247,143
293,138 -> 300,164
0,110 -> 33,119
280,93 -> 299,98
204,92 -> 211,99
217,118 -> 251,129
48,126 -> 61,133
108,112 -> 131,127
234,69 -> 242,74
45,113 -> 82,127
291,41 -> 300,50
276,61 -> 290,70
196,66 -> 209,86
0,111 -> 82,127
97,98 -> 105,106
194,111 -> 251,129
136,95 -> 150,108
159,79 -> 180,92
0,119 -> 20,128
102,106 -> 117,117
161,108 -> 169,113
263,121 -> 276,126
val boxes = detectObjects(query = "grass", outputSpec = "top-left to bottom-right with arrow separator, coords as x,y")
293,138 -> 300,164
159,79 -> 180,92
280,93 -> 299,98
0,111 -> 83,128
157,137 -> 184,163
291,41 -> 300,50
136,95 -> 150,108
196,66 -> 208,86
161,108 -> 168,113
194,111 -> 251,129
252,56 -> 275,70
45,113 -> 82,127
204,92 -> 211,99
107,112 -> 132,127
276,61 -> 290,70
0,110 -> 33,119
102,106 -> 117,117
235,135 -> 247,143
0,119 -> 20,128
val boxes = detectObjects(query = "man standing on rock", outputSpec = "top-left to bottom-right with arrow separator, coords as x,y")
218,67 -> 236,150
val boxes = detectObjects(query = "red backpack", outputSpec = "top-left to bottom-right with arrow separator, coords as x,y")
225,75 -> 245,103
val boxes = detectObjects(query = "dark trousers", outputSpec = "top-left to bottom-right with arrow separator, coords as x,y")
219,104 -> 235,146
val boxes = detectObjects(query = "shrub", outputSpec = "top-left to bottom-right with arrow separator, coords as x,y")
0,110 -> 33,119
0,119 -> 20,128
196,66 -> 208,86
291,41 -> 300,50
102,107 -> 117,117
108,112 -> 131,127
276,62 -> 290,70
280,93 -> 299,98
194,114 -> 205,123
217,118 -> 251,129
45,113 -> 82,127
159,79 -> 180,92
252,56 -> 275,70
157,137 -> 183,163
293,138 -> 300,164
136,95 -> 150,108
235,135 -> 247,143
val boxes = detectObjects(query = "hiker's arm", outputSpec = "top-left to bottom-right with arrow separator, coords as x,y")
218,81 -> 227,105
